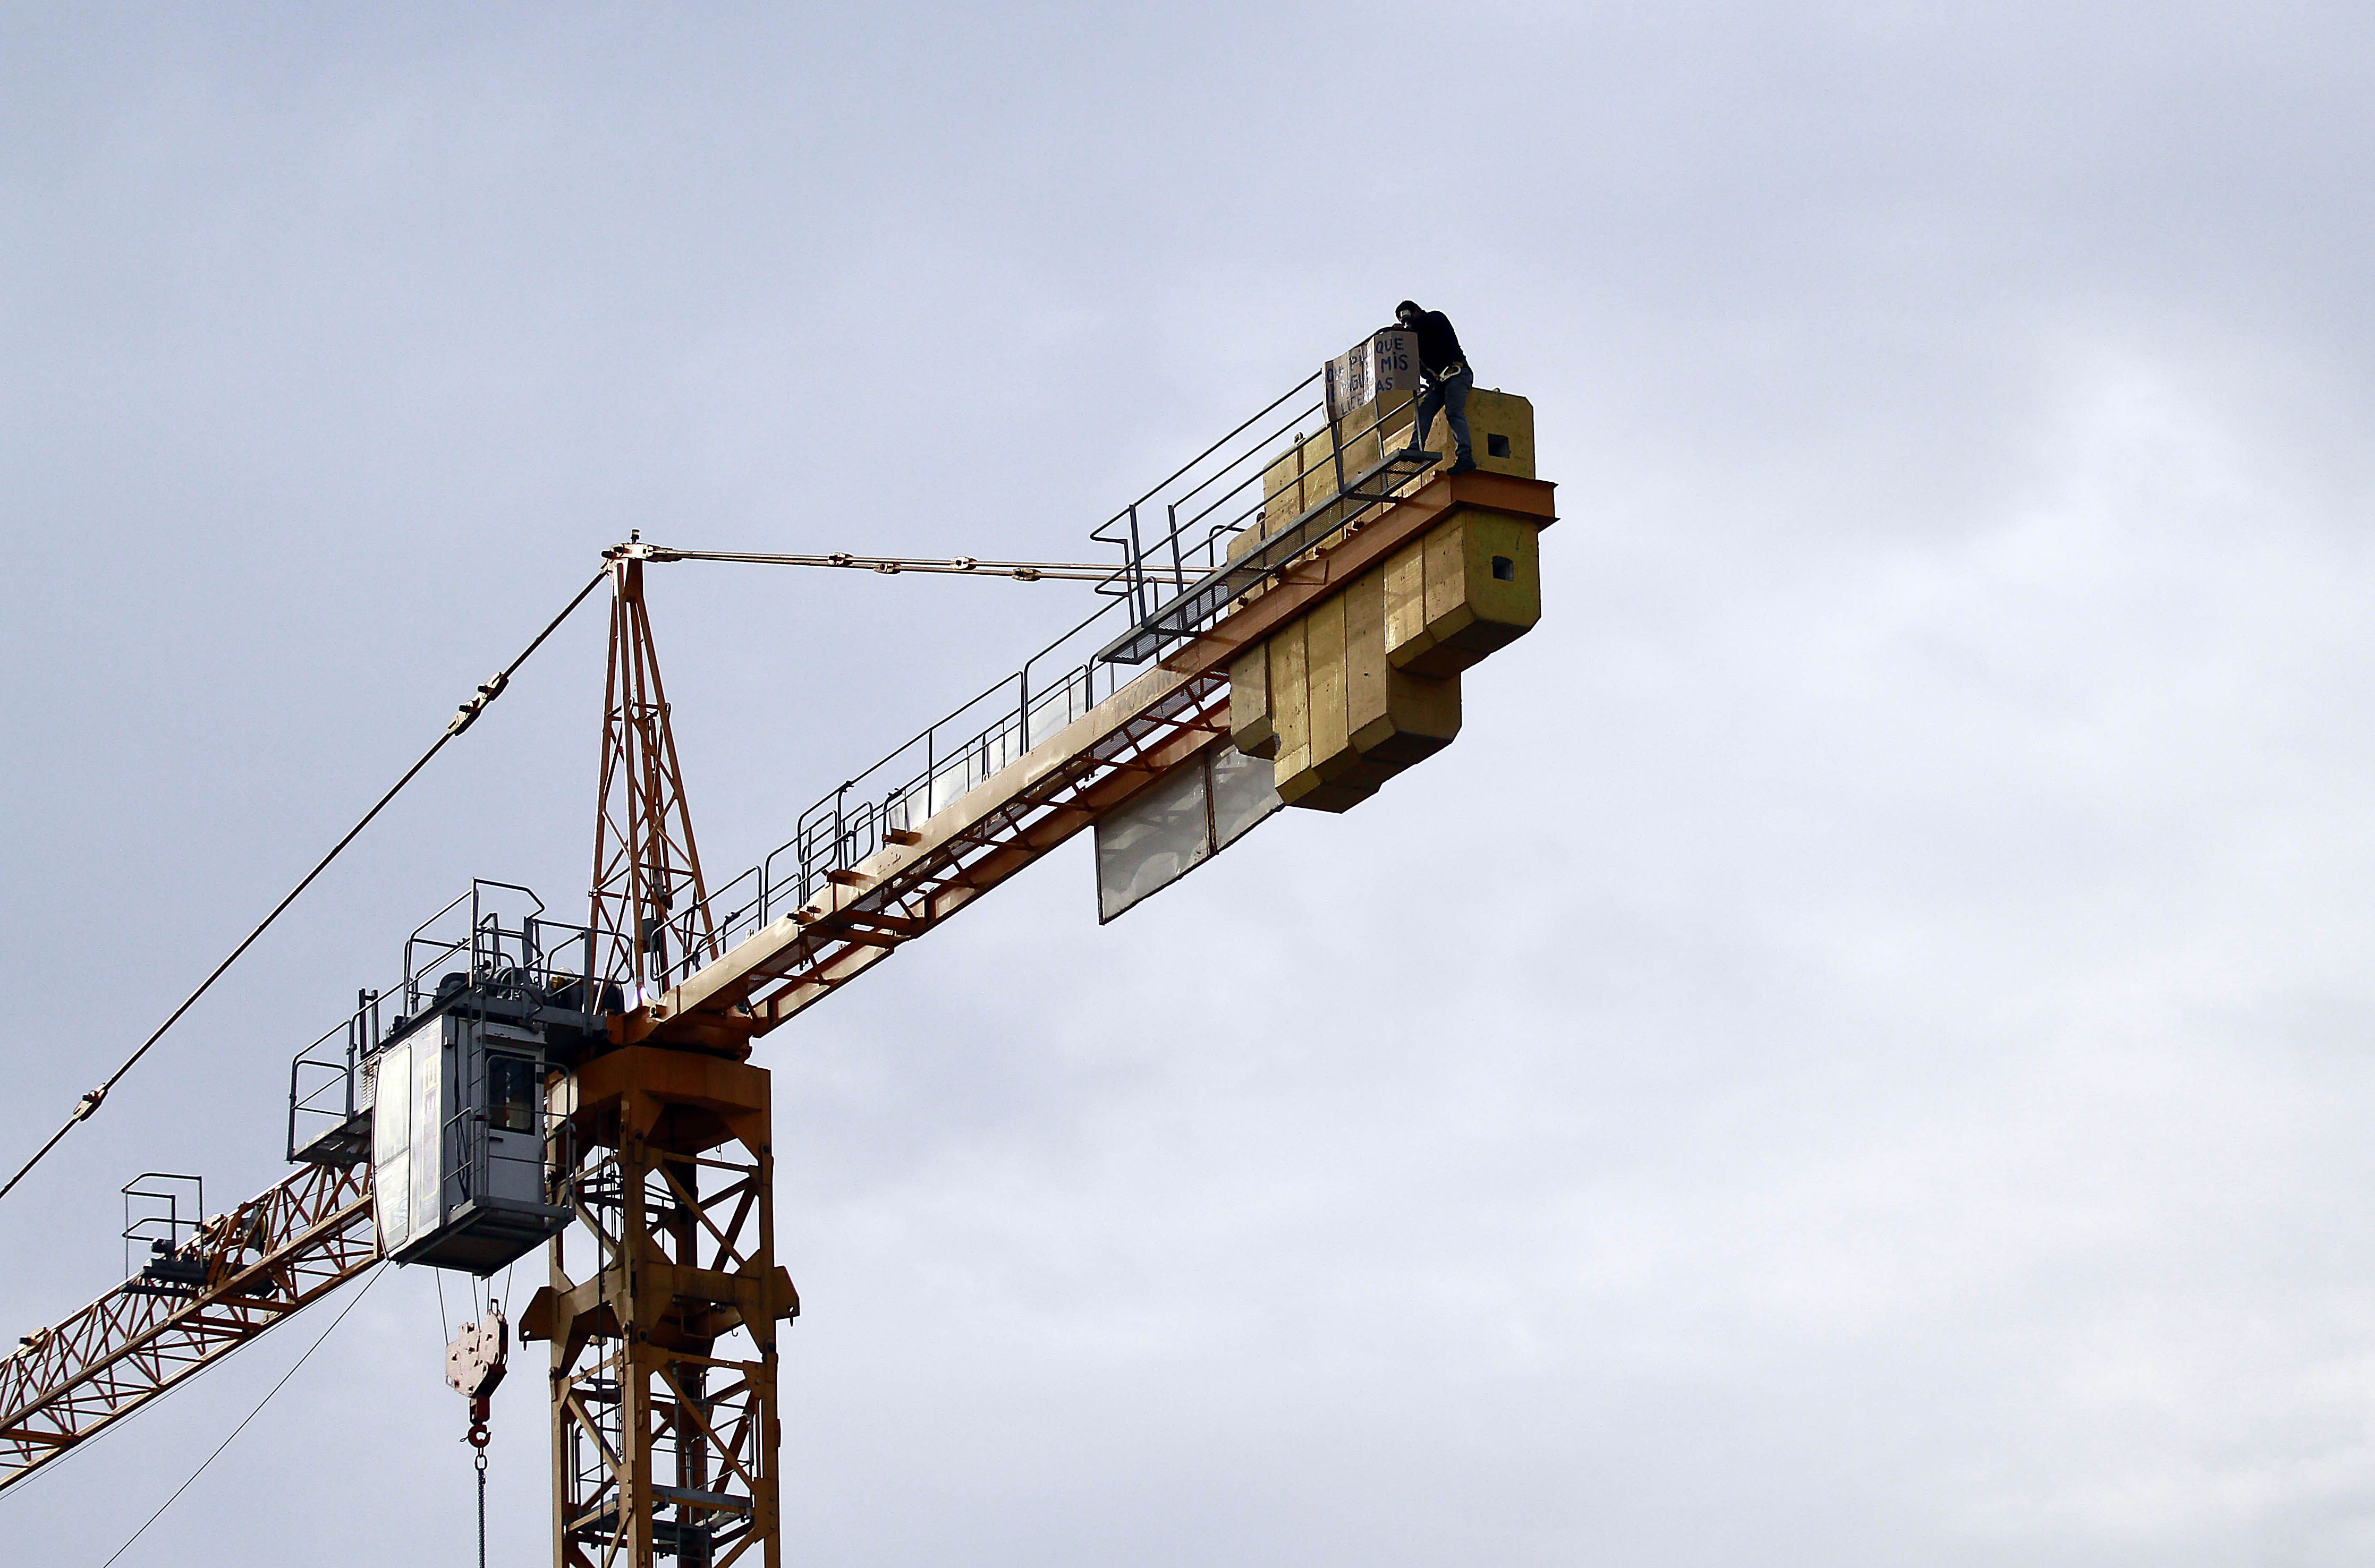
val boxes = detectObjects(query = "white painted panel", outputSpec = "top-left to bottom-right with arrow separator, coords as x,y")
371,1039 -> 412,1255
409,1026 -> 443,1242
1211,739 -> 1284,850
1096,746 -> 1212,924
1095,743 -> 1282,923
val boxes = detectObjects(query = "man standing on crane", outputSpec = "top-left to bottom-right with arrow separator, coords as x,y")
1395,299 -> 1478,475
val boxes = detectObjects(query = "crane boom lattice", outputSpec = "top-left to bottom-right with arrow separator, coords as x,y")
0,1162 -> 377,1492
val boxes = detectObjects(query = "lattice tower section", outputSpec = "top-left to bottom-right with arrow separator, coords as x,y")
592,556 -> 717,998
526,1047 -> 795,1568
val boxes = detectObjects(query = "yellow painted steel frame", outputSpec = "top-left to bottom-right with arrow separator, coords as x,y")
527,1047 -> 796,1568
0,1161 -> 378,1492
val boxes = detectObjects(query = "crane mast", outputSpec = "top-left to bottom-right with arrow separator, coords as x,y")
528,549 -> 791,1566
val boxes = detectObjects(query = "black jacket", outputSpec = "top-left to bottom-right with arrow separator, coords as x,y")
1404,310 -> 1467,377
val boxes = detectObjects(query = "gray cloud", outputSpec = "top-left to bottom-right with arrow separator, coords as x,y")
4,3 -> 2372,1563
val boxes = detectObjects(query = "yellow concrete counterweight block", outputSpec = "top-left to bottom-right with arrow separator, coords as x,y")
1219,384 -> 1546,814
1384,508 -> 1542,678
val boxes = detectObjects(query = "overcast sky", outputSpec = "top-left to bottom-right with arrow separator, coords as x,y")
5,4 -> 2374,1564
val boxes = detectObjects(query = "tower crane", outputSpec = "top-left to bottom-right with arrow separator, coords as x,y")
0,328 -> 1557,1566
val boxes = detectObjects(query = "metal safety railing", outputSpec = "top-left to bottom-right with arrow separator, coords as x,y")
1089,367 -> 1435,660
635,356 -> 1440,993
120,1173 -> 205,1283
1091,378 -> 1439,664
400,880 -> 601,1018
287,881 -> 604,1164
285,988 -> 382,1164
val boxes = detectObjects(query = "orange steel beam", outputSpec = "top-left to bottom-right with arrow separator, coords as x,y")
0,1161 -> 377,1493
633,468 -> 1556,1051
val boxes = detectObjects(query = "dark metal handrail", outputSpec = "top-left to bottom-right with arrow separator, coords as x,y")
287,883 -> 602,1163
120,1173 -> 204,1280
638,352 -> 1437,993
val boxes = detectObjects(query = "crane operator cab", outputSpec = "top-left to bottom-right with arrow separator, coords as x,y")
287,881 -> 610,1275
371,996 -> 573,1272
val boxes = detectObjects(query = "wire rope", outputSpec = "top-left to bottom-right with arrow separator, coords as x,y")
95,1264 -> 385,1567
642,546 -> 1194,584
1,568 -> 610,1207
5,536 -> 1157,1211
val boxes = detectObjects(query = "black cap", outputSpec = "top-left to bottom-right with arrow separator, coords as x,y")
1395,299 -> 1421,319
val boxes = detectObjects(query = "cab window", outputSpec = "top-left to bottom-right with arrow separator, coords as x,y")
486,1054 -> 538,1134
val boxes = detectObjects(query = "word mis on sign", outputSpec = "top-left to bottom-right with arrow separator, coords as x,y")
1326,328 -> 1419,417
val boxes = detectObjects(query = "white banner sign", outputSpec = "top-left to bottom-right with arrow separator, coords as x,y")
1326,328 -> 1420,417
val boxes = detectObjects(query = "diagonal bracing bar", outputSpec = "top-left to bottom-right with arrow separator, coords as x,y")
0,1161 -> 377,1493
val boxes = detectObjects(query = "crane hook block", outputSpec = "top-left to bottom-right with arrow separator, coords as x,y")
446,1303 -> 508,1447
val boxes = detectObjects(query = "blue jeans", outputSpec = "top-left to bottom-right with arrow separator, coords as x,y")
1414,368 -> 1474,461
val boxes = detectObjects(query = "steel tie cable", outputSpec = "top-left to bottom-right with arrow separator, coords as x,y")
5,542 -> 1171,1207
95,1264 -> 385,1567
636,545 -> 1195,584
0,566 -> 610,1206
